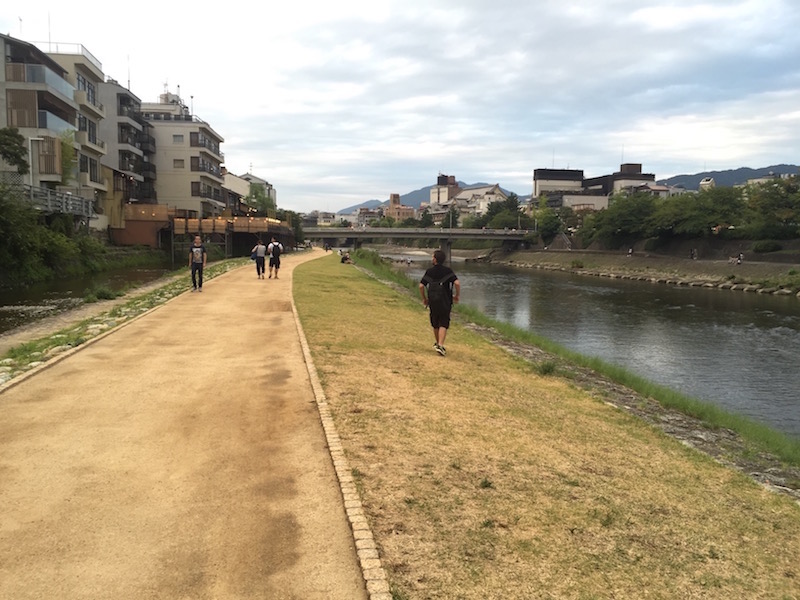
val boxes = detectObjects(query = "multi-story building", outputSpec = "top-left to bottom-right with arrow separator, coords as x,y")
428,173 -> 460,208
96,78 -> 158,229
0,34 -> 77,188
140,91 -> 225,218
43,42 -> 108,203
384,193 -> 415,222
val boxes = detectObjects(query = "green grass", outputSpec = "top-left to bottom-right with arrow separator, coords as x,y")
353,249 -> 800,466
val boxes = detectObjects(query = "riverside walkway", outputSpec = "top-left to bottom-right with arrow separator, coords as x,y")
0,249 -> 373,599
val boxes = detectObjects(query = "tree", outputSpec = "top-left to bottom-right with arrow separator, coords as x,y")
249,183 -> 277,217
419,209 -> 434,228
442,206 -> 459,228
0,127 -> 29,174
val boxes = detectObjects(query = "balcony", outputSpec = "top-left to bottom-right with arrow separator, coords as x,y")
6,63 -> 76,104
75,89 -> 105,119
38,110 -> 77,135
140,162 -> 157,180
79,171 -> 108,191
75,130 -> 106,155
136,132 -> 156,154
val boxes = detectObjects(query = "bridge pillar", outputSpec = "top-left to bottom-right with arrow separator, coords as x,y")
438,239 -> 453,265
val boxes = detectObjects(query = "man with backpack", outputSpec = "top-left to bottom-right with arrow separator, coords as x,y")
267,237 -> 284,279
419,249 -> 460,356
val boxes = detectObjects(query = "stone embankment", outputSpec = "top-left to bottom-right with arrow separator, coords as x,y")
484,250 -> 800,299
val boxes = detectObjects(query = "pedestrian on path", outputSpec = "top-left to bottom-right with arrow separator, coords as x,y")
419,249 -> 460,356
189,234 -> 207,292
268,237 -> 284,279
252,238 -> 267,279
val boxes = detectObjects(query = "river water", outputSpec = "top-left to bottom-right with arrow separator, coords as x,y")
0,267 -> 170,335
402,257 -> 800,439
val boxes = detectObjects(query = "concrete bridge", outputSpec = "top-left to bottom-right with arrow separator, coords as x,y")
304,226 -> 531,261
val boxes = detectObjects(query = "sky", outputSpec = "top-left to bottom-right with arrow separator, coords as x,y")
3,0 -> 800,214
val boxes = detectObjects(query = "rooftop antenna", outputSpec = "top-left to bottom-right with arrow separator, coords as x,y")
18,16 -> 21,36
127,55 -> 130,90
190,95 -> 194,115
552,149 -> 555,168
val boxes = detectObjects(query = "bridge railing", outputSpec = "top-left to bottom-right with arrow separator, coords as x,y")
22,185 -> 94,218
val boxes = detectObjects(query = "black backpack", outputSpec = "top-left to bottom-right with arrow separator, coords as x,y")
271,243 -> 282,258
427,275 -> 451,310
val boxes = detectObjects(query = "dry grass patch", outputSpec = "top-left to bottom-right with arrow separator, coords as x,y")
294,254 -> 800,600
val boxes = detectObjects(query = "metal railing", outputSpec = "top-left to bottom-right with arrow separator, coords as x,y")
22,185 -> 94,218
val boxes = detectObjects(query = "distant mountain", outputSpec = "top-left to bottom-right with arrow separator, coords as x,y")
657,164 -> 799,190
337,182 -> 521,214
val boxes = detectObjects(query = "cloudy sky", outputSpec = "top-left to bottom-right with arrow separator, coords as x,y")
3,0 -> 800,213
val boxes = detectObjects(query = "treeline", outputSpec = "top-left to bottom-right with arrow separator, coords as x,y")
578,178 -> 800,249
338,177 -> 800,251
0,184 -> 164,288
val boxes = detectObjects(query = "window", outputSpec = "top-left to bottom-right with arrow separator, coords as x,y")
191,181 -> 200,196
173,159 -> 184,169
173,134 -> 184,144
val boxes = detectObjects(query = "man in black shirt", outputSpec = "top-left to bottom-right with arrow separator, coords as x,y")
419,249 -> 460,356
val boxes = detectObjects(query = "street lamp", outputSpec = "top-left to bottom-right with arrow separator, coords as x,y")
28,136 -> 44,189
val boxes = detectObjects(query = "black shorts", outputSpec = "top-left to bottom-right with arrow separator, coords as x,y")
429,306 -> 451,329
269,257 -> 281,268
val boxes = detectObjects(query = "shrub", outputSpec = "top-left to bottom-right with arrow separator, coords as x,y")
751,240 -> 783,253
570,260 -> 584,269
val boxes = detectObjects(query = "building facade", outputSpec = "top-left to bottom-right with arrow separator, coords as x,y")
140,92 -> 225,218
0,34 -> 77,188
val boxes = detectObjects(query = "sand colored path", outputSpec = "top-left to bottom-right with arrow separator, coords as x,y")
0,250 -> 368,600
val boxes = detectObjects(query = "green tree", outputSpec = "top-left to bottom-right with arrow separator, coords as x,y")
0,127 -> 29,174
249,183 -> 277,217
442,206 -> 459,228
536,207 -> 562,242
581,193 -> 656,248
419,209 -> 434,228
742,178 -> 800,238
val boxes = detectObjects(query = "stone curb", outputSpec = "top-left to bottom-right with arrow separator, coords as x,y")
290,288 -> 391,600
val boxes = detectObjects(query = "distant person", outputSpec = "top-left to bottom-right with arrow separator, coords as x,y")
251,238 -> 267,279
419,249 -> 460,357
267,237 -> 284,279
188,234 -> 207,292
341,251 -> 352,264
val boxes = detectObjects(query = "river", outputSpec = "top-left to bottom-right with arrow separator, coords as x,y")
0,267 -> 171,335
401,257 -> 800,439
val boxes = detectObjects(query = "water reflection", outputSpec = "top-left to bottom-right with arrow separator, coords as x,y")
410,261 -> 800,438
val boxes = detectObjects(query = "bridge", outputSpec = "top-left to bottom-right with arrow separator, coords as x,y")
303,226 -> 531,261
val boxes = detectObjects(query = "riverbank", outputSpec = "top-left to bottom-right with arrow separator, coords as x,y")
490,248 -> 800,296
294,253 -> 800,598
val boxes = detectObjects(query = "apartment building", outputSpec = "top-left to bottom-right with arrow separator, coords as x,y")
0,34 -> 77,187
96,78 -> 158,228
43,42 -> 108,204
140,91 -> 225,218
384,193 -> 415,222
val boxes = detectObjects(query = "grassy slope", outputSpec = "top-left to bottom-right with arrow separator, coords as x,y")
294,254 -> 800,600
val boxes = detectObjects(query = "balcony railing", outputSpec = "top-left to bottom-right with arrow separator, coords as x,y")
30,41 -> 103,73
38,110 -> 77,135
6,63 -> 75,102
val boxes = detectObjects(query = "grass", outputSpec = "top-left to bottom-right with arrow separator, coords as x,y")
353,250 -> 800,466
294,252 -> 800,599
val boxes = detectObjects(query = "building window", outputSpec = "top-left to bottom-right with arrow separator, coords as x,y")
191,181 -> 200,196
174,159 -> 184,169
173,134 -> 184,144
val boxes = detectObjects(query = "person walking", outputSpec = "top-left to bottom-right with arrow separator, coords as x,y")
419,249 -> 460,356
188,234 -> 207,292
267,237 -> 284,279
251,238 -> 267,279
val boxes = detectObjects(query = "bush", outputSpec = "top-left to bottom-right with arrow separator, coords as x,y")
751,240 -> 783,253
570,260 -> 584,269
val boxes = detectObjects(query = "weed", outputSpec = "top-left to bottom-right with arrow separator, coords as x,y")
536,360 -> 557,376
571,260 -> 585,269
479,478 -> 493,489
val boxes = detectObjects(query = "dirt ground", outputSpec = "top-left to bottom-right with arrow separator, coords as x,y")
0,250 -> 368,600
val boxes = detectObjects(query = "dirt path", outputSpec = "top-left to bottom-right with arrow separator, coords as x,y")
0,250 -> 368,600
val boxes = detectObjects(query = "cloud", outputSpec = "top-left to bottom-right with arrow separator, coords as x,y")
3,0 -> 800,212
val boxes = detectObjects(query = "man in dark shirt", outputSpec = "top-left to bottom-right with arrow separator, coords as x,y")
188,235 -> 207,292
419,249 -> 460,356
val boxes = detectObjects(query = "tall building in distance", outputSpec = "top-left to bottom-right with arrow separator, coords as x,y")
140,91 -> 225,218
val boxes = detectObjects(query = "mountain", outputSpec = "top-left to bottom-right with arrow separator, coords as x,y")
337,182 -> 521,214
657,164 -> 799,190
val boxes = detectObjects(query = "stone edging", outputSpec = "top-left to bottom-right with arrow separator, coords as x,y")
499,260 -> 800,297
289,292 -> 392,600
